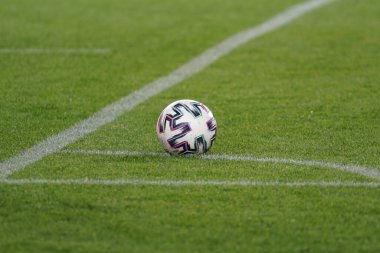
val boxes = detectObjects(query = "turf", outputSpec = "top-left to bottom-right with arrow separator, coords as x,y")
1,185 -> 380,253
1,0 -> 380,252
0,0 -> 299,161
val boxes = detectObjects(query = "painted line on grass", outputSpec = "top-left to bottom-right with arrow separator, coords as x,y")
0,178 -> 379,188
61,149 -> 380,180
0,48 -> 111,54
0,0 -> 335,179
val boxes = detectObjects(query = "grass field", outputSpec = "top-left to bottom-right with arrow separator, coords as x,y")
1,0 -> 380,252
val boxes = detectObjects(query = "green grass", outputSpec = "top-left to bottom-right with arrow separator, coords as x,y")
1,185 -> 380,253
1,0 -> 380,252
0,0 -> 299,161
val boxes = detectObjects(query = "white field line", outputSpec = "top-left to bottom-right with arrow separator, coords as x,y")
0,48 -> 111,54
0,178 -> 379,188
0,0 -> 335,179
61,149 -> 380,180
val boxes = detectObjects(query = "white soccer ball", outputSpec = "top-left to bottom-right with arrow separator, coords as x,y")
156,99 -> 217,155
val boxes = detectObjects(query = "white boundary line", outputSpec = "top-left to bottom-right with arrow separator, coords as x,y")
61,149 -> 380,180
0,0 -> 335,178
0,48 -> 111,54
0,178 -> 379,188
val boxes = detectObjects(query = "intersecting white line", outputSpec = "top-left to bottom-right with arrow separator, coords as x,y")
0,48 -> 111,54
0,178 -> 379,188
60,149 -> 380,180
0,0 -> 335,178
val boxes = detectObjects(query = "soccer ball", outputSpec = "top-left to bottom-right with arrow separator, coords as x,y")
156,99 -> 217,155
